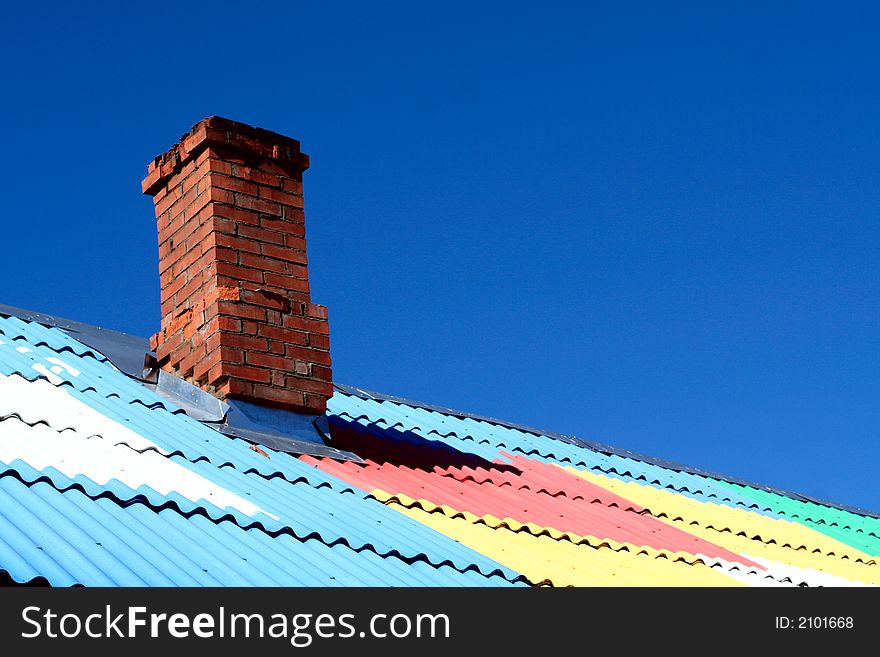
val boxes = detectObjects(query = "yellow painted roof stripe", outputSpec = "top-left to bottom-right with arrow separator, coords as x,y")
562,465 -> 880,585
388,502 -> 742,586
370,488 -> 712,565
384,501 -> 744,587
563,464 -> 877,561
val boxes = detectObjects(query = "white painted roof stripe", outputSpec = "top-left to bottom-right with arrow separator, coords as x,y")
0,374 -> 274,520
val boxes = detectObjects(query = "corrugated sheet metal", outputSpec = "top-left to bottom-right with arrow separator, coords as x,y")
0,477 -> 517,587
384,501 -> 745,587
0,384 -> 520,579
1,312 -> 876,587
328,396 -> 776,512
565,466 -> 879,561
716,480 -> 880,555
0,318 -> 525,587
324,392 -> 878,587
305,454 -> 759,567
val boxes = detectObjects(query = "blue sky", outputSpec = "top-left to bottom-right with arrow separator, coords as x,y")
1,2 -> 878,512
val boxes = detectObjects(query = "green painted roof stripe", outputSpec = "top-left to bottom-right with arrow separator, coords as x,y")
716,480 -> 880,557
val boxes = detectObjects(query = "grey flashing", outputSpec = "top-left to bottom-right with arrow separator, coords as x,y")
0,303 -> 152,380
333,383 -> 880,519
145,369 -> 230,423
3,304 -> 875,516
0,303 -> 357,462
213,423 -> 361,461
217,398 -> 360,460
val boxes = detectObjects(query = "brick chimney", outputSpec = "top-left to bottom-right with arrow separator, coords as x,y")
142,116 -> 332,414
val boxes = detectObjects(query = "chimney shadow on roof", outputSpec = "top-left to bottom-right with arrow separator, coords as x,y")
328,416 -> 522,475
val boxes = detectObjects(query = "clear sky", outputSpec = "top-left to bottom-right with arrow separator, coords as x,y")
1,2 -> 877,512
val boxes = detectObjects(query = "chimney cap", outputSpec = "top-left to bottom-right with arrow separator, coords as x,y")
142,115 -> 309,196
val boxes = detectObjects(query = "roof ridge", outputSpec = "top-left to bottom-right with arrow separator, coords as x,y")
333,383 -> 880,520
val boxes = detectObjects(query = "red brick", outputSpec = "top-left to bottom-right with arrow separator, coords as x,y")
213,246 -> 238,264
239,288 -> 290,311
215,261 -> 265,285
302,393 -> 328,414
211,233 -> 256,254
219,332 -> 269,352
284,344 -> 332,365
207,363 -> 226,386
281,178 -> 303,194
258,186 -> 304,208
156,329 -> 183,355
216,316 -> 241,333
251,385 -> 305,410
306,303 -> 328,320
283,314 -> 329,335
193,356 -> 216,382
232,164 -> 282,188
282,225 -> 306,241
311,365 -> 332,382
257,161 -> 295,177
245,351 -> 291,370
234,193 -> 280,216
155,180 -> 200,217
159,266 -> 176,290
208,172 -> 259,197
211,204 -> 260,227
308,333 -> 330,350
170,244 -> 204,278
261,243 -> 308,265
208,187 -> 235,206
281,235 -> 307,251
237,224 -> 285,245
157,237 -> 175,262
217,378 -> 255,398
286,375 -> 333,396
282,206 -> 305,222
238,252 -> 290,274
145,117 -> 334,410
216,300 -> 267,322
171,277 -> 201,307
263,273 -> 310,294
260,216 -> 302,233
257,324 -> 308,345
157,212 -> 186,246
218,346 -> 244,364
204,329 -> 222,351
219,363 -> 271,384
163,211 -> 204,252
204,156 -> 233,176
181,161 -> 210,196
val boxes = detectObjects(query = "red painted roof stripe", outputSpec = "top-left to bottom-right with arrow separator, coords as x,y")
304,454 -> 762,568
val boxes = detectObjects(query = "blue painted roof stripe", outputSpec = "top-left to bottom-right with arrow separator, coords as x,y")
0,315 -> 111,362
0,319 -> 528,585
0,476 -> 521,587
328,394 -> 775,513
0,446 -> 520,581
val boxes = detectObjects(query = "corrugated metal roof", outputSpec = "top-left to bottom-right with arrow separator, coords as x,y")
0,318 -> 525,587
0,391 -> 519,579
320,392 -> 879,586
0,477 -> 515,587
305,454 -> 760,567
0,311 -> 876,587
384,501 -> 745,587
328,395 -> 777,512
